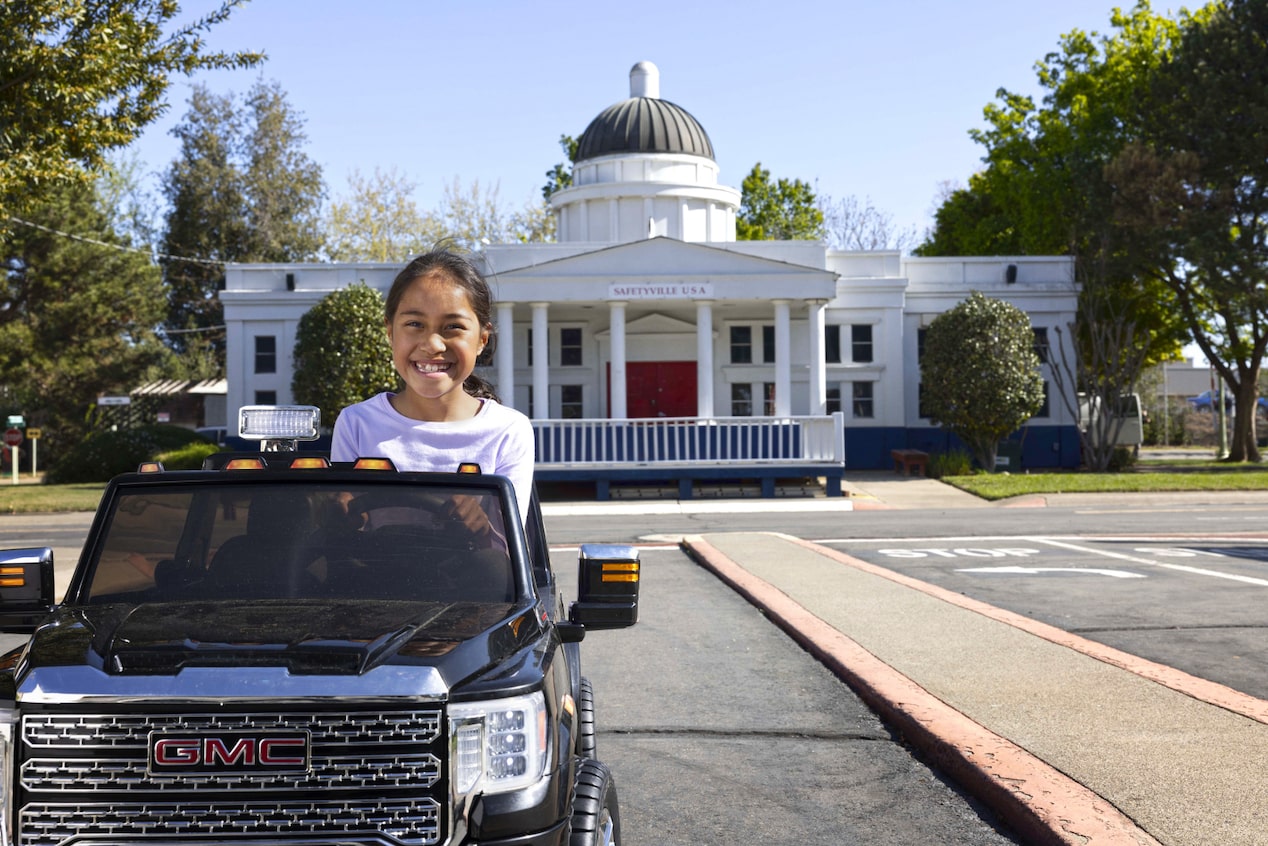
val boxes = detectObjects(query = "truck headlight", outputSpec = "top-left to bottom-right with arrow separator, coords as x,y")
0,707 -> 15,846
449,692 -> 547,796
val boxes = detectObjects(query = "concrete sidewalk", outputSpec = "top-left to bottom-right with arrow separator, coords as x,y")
684,531 -> 1268,846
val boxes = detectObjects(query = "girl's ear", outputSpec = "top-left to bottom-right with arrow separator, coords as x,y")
478,324 -> 491,354
384,319 -> 393,341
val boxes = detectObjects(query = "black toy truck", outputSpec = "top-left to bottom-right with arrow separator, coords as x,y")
0,406 -> 639,846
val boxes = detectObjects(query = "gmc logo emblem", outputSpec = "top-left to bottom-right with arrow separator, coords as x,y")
148,731 -> 311,773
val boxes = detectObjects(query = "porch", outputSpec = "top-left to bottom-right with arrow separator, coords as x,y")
532,413 -> 846,500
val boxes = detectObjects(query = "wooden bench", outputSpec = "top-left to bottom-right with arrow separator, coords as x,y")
891,449 -> 930,477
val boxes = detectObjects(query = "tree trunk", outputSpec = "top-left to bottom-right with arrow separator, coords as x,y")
1228,379 -> 1262,462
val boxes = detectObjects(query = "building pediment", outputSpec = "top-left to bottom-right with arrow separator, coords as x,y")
492,237 -> 837,303
594,312 -> 698,338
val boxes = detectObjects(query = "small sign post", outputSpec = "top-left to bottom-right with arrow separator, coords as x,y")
25,428 -> 40,478
3,428 -> 21,485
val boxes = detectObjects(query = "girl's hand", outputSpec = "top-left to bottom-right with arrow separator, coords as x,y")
444,494 -> 492,537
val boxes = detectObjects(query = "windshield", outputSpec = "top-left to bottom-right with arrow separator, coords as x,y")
83,481 -> 515,606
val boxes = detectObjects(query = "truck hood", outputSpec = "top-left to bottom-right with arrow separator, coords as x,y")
18,600 -> 545,692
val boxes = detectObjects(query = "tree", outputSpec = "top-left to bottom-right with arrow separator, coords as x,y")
542,135 -> 579,201
160,80 -> 325,368
819,194 -> 917,251
0,0 -> 261,221
1107,0 -> 1268,462
292,282 -> 398,430
921,292 -> 1045,471
736,163 -> 824,241
325,167 -> 444,261
0,175 -> 167,454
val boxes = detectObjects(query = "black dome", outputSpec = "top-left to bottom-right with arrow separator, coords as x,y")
575,96 -> 715,163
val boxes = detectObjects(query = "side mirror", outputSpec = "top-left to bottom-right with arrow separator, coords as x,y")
0,547 -> 55,632
570,544 -> 640,630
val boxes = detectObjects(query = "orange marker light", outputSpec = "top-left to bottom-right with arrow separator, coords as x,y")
224,458 -> 266,471
289,457 -> 330,469
0,565 -> 25,588
353,458 -> 396,471
457,462 -> 482,474
137,462 -> 164,474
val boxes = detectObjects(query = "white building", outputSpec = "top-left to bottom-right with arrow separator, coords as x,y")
222,61 -> 1081,471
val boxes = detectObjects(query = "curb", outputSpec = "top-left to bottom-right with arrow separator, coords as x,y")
681,535 -> 1162,846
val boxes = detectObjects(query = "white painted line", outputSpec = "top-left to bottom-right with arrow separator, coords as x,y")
541,499 -> 853,517
1035,537 -> 1268,587
955,566 -> 1145,579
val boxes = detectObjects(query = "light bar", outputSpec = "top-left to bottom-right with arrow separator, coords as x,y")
238,406 -> 321,442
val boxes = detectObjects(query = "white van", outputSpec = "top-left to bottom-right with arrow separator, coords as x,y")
1078,392 -> 1143,450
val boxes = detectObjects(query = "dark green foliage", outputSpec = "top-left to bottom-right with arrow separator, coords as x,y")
921,292 -> 1045,471
292,283 -> 399,429
736,163 -> 824,241
160,80 -> 325,365
154,441 -> 223,471
0,0 -> 260,219
0,178 -> 167,455
46,425 -> 207,484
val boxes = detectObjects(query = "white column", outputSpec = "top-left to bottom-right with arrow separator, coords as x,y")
496,302 -> 516,409
695,300 -> 715,418
773,299 -> 791,417
609,301 -> 628,418
807,300 -> 827,416
531,303 -> 549,420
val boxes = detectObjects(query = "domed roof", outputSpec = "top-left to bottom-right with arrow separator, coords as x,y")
575,62 -> 715,163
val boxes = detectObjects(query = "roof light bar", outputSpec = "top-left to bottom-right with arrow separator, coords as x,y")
237,405 -> 321,452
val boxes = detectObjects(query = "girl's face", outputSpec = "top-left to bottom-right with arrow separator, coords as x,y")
385,271 -> 489,421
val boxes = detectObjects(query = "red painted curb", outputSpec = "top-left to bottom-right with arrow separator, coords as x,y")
683,536 -> 1162,846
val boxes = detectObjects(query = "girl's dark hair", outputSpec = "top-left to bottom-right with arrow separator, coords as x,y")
385,248 -> 500,401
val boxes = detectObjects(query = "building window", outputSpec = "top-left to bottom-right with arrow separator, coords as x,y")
851,324 -> 873,363
730,326 -> 753,364
825,325 -> 842,364
763,382 -> 776,416
731,383 -> 753,416
918,384 -> 931,420
1033,327 -> 1050,364
526,385 -> 534,418
852,382 -> 874,419
826,385 -> 841,415
527,329 -> 533,367
254,336 -> 276,374
917,328 -> 928,362
560,327 -> 583,366
561,385 -> 583,419
762,325 -> 775,363
254,390 -> 277,405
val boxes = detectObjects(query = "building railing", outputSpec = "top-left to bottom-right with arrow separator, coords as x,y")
532,413 -> 845,469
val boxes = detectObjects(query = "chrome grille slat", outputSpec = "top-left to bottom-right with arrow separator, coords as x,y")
21,752 -> 440,792
22,710 -> 441,748
20,798 -> 440,846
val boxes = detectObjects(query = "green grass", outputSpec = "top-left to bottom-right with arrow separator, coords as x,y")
947,464 -> 1268,500
0,483 -> 106,514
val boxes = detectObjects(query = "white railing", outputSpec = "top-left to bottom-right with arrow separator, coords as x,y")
532,413 -> 845,469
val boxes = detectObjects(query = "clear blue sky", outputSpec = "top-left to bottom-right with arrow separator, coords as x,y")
129,0 -> 1143,242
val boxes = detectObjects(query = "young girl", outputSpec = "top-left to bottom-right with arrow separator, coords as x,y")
331,249 -> 535,521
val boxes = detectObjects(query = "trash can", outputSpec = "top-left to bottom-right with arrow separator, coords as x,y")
995,441 -> 1022,473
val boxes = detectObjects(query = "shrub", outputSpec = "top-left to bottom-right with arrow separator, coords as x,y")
154,441 -> 222,470
929,449 -> 974,478
46,425 -> 207,483
1108,446 -> 1138,472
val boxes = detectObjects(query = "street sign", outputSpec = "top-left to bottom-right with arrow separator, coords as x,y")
25,428 -> 41,439
3,428 -> 21,447
97,396 -> 131,406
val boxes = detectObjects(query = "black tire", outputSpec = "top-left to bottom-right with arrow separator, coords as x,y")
570,759 -> 620,846
577,677 -> 597,760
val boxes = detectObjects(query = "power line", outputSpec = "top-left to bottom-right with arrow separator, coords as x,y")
4,216 -> 224,267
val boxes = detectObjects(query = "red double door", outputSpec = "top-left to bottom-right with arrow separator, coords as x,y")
609,361 -> 697,418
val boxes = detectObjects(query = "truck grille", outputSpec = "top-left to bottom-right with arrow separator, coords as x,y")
18,708 -> 446,846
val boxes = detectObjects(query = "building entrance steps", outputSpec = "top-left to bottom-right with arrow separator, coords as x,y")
683,532 -> 1268,846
